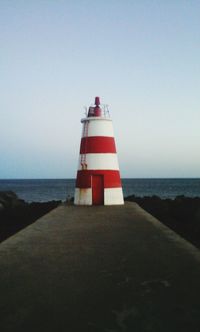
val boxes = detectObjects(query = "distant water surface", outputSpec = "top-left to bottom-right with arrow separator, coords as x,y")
0,178 -> 200,202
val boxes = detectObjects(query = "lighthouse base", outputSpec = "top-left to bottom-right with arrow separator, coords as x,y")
74,187 -> 124,206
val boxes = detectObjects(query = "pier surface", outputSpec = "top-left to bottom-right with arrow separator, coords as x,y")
1,202 -> 200,331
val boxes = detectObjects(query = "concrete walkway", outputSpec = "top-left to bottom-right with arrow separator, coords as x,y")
1,202 -> 200,332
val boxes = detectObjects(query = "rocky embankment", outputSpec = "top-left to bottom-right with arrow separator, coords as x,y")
1,191 -> 200,249
125,195 -> 200,249
0,191 -> 61,242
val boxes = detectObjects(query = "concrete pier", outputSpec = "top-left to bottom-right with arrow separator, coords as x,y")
1,202 -> 200,331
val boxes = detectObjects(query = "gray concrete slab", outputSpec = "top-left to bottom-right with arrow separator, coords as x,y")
1,202 -> 200,332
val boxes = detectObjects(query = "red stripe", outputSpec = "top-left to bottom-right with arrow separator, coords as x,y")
75,170 -> 122,188
80,136 -> 116,154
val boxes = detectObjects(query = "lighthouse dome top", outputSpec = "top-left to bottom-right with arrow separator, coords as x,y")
86,96 -> 110,119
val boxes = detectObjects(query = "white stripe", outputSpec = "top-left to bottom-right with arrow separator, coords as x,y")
78,153 -> 120,170
81,118 -> 114,138
104,188 -> 124,205
74,188 -> 92,205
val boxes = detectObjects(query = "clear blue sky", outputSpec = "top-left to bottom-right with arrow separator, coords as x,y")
1,0 -> 200,179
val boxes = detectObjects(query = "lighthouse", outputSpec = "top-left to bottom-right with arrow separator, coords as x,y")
74,97 -> 124,205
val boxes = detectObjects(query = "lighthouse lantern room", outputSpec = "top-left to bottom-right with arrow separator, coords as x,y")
74,97 -> 124,205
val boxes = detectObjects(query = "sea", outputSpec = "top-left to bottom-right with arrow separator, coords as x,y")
0,178 -> 200,202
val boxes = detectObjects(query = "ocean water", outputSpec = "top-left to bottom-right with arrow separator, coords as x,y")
0,178 -> 200,202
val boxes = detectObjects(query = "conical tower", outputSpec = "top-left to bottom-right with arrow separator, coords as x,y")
74,97 -> 124,205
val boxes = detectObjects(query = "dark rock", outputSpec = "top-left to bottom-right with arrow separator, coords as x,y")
125,195 -> 200,249
0,202 -> 4,211
0,191 -> 61,243
0,191 -> 25,209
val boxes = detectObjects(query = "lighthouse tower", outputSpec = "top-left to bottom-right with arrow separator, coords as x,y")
74,97 -> 124,205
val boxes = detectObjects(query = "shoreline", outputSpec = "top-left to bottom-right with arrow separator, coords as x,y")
1,191 -> 200,249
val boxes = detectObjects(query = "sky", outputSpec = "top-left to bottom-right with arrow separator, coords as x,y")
0,0 -> 200,179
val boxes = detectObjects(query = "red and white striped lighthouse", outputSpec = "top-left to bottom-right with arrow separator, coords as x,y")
74,97 -> 124,205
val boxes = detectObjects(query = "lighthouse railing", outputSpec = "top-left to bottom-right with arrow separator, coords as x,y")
84,104 -> 110,118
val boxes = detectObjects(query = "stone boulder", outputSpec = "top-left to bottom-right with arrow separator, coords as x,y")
0,191 -> 25,210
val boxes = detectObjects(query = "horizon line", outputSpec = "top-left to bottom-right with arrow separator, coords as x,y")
0,177 -> 200,180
